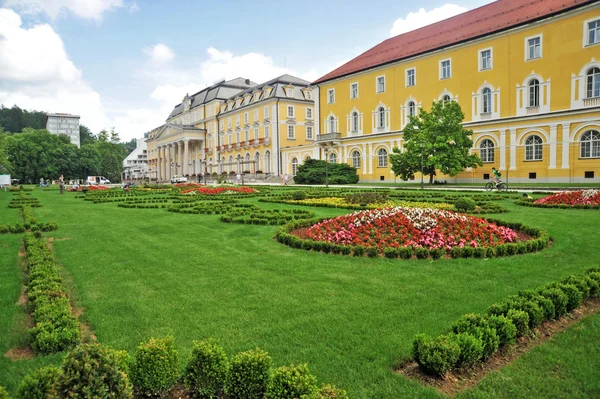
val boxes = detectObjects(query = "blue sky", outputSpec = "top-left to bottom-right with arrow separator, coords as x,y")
0,0 -> 490,140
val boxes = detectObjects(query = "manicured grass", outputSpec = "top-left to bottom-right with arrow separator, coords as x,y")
0,188 -> 599,397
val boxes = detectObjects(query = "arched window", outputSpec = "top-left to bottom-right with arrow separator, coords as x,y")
480,139 -> 495,163
351,111 -> 359,132
442,94 -> 451,103
236,155 -> 242,172
377,148 -> 388,167
255,152 -> 260,171
329,152 -> 337,163
580,130 -> 600,158
265,150 -> 271,173
482,88 -> 492,113
377,106 -> 386,128
329,116 -> 336,133
587,68 -> 600,98
408,101 -> 416,117
525,135 -> 543,161
351,150 -> 361,168
291,158 -> 299,176
528,79 -> 540,107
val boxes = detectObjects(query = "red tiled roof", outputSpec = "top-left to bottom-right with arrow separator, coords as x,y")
312,0 -> 595,85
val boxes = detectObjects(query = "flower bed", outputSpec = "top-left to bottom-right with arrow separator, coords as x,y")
180,187 -> 257,196
277,208 -> 549,259
173,183 -> 204,188
521,190 -> 600,209
269,196 -> 455,210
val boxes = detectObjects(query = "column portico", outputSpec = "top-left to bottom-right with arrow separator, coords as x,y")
184,139 -> 190,176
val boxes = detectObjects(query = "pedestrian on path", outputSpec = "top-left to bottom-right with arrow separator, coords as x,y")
283,174 -> 289,186
59,174 -> 65,194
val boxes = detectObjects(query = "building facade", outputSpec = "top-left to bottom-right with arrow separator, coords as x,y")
296,0 -> 600,183
122,138 -> 148,180
45,113 -> 81,148
145,75 -> 314,182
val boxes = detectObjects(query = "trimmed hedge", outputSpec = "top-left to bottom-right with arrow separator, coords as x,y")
515,200 -> 600,210
130,336 -> 179,397
16,366 -> 61,399
184,339 -> 229,399
226,349 -> 272,399
266,364 -> 318,399
411,267 -> 600,377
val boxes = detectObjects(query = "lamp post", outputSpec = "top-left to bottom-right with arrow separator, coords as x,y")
420,141 -> 424,190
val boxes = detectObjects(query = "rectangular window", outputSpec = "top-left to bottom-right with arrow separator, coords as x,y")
228,118 -> 232,128
305,91 -> 311,100
406,68 -> 415,87
306,108 -> 313,119
480,49 -> 492,70
264,125 -> 270,139
328,89 -> 335,104
244,131 -> 249,142
376,76 -> 386,93
287,125 -> 295,139
264,106 -> 269,118
236,115 -> 240,126
287,106 -> 294,118
529,172 -> 537,179
440,59 -> 451,79
585,171 -> 595,178
244,113 -> 249,123
254,109 -> 258,121
254,128 -> 259,139
306,126 -> 313,140
587,19 -> 600,45
350,82 -> 358,99
526,36 -> 542,60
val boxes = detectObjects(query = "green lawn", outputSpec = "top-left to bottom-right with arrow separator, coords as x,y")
1,188 -> 599,398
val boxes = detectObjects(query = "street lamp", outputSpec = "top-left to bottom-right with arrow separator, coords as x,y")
420,141 -> 424,190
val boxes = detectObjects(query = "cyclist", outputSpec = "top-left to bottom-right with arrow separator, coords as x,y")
491,167 -> 502,187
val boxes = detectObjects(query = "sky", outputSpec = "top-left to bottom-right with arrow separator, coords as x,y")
0,0 -> 491,141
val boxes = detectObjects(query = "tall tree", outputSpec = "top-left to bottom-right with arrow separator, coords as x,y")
0,128 -> 12,174
79,124 -> 96,146
389,100 -> 483,184
0,105 -> 46,133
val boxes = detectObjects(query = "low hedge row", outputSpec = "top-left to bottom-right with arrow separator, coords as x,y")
14,339 -> 348,399
23,233 -> 81,353
515,200 -> 600,210
117,203 -> 167,209
275,218 -> 549,260
412,268 -> 600,377
221,209 -> 315,226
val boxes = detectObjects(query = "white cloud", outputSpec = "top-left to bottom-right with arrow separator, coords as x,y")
0,8 -> 109,132
390,4 -> 468,37
3,0 -> 125,21
144,43 -> 175,64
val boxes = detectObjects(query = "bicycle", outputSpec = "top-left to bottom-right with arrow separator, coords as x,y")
485,180 -> 508,192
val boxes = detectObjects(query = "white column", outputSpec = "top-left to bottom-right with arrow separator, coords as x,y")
549,124 -> 557,169
499,130 -> 506,171
157,146 -> 162,181
561,123 -> 570,169
509,128 -> 517,170
169,144 -> 174,178
362,143 -> 367,175
184,139 -> 189,176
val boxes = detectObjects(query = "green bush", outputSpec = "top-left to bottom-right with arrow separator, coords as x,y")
384,247 -> 398,259
366,246 -> 379,258
399,247 -> 413,260
226,348 -> 273,399
16,365 -> 61,399
562,275 -> 591,300
454,333 -> 483,367
518,290 -> 556,320
539,288 -> 568,318
294,159 -> 359,185
412,334 -> 460,377
291,191 -> 307,201
184,339 -> 229,399
585,274 -> 600,297
266,364 -> 318,399
544,283 -> 583,311
451,315 -> 499,360
317,384 -> 349,399
343,192 -> 388,205
486,315 -> 517,346
0,386 -> 8,399
130,336 -> 180,397
454,197 -> 477,212
53,344 -> 132,399
352,245 -> 365,257
506,309 -> 530,337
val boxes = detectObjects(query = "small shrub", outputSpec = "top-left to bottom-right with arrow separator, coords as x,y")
366,246 -> 379,258
398,247 -> 413,260
384,248 -> 398,259
454,333 -> 483,367
226,348 -> 272,399
16,365 -> 61,399
415,247 -> 429,259
506,309 -> 529,337
130,336 -> 179,397
413,334 -> 460,377
562,275 -> 591,300
0,386 -> 8,399
53,344 -> 133,398
352,245 -> 365,257
430,248 -> 444,259
317,384 -> 349,399
486,315 -> 517,346
291,191 -> 307,201
454,197 -> 477,212
184,339 -> 229,399
539,288 -> 568,318
266,364 -> 318,399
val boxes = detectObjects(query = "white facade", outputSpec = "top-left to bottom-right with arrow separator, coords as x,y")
123,138 -> 148,180
45,113 -> 80,147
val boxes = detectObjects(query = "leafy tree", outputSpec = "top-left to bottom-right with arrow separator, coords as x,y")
0,105 -> 46,133
79,124 -> 96,146
98,129 -> 109,142
390,100 -> 482,184
78,144 -> 102,178
294,158 -> 359,185
0,128 -> 11,174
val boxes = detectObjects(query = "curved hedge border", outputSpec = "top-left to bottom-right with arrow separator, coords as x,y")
275,217 -> 550,260
515,200 -> 600,210
411,267 -> 600,377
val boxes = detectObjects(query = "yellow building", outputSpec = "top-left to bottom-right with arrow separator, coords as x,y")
293,0 -> 600,183
146,75 -> 314,181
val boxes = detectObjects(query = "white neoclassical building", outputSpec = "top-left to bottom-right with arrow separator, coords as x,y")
122,138 -> 148,181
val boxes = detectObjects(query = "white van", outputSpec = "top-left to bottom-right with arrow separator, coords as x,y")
87,176 -> 110,185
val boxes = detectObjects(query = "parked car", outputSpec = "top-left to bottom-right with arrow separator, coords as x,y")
87,176 -> 110,185
171,175 -> 188,184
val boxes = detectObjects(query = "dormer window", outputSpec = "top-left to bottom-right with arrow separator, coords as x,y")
305,91 -> 311,100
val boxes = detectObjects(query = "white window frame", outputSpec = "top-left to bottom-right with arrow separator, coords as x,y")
254,109 -> 258,121
524,135 -> 543,161
583,17 -> 600,47
328,89 -> 335,104
405,67 -> 416,87
580,130 -> 600,158
350,82 -> 359,99
479,48 -> 493,71
480,139 -> 495,163
351,111 -> 359,133
305,91 -> 312,100
525,34 -> 543,61
287,125 -> 295,139
377,148 -> 388,168
264,125 -> 270,139
306,126 -> 313,140
287,105 -> 295,118
351,150 -> 361,168
439,58 -> 452,80
376,75 -> 386,93
264,106 -> 270,119
306,107 -> 313,119
254,128 -> 259,140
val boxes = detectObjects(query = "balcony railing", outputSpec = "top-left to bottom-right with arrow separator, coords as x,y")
479,112 -> 492,120
526,106 -> 539,115
583,97 -> 600,107
316,133 -> 342,142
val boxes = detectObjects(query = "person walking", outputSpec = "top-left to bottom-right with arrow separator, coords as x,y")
283,174 -> 289,186
59,174 -> 65,194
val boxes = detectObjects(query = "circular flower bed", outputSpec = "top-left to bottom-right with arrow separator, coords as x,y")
527,189 -> 600,209
277,207 -> 549,259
